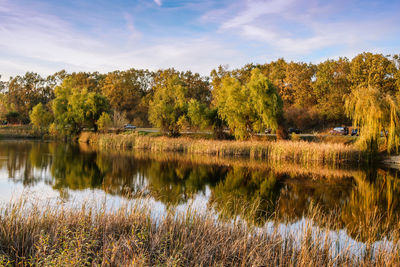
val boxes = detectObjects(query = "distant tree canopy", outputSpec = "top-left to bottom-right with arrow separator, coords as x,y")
0,52 -> 400,146
102,69 -> 152,125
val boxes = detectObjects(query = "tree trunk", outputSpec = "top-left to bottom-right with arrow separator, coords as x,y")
276,116 -> 288,140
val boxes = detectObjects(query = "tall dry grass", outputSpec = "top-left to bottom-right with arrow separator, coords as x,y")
81,132 -> 365,165
0,198 -> 399,266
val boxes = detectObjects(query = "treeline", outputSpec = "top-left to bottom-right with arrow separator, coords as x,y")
0,52 -> 399,140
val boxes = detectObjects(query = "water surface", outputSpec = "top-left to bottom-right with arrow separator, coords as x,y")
1,140 -> 399,243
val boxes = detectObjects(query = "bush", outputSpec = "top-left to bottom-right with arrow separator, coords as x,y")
96,112 -> 112,133
29,103 -> 52,133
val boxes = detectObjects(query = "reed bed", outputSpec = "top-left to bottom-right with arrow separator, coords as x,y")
81,132 -> 365,165
0,125 -> 41,139
0,197 -> 399,266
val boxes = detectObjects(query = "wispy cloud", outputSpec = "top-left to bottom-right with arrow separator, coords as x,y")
123,13 -> 142,40
0,0 -> 399,79
209,0 -> 400,58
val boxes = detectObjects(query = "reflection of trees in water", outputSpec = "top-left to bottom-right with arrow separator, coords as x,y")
0,141 -> 53,186
2,141 -> 400,240
51,144 -> 104,191
341,168 -> 400,241
209,167 -> 283,226
144,160 -> 226,206
276,178 -> 354,221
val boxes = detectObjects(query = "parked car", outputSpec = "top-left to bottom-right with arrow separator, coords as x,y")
124,124 -> 136,130
351,128 -> 359,136
288,128 -> 301,134
1,120 -> 7,125
330,127 -> 349,135
265,128 -> 272,134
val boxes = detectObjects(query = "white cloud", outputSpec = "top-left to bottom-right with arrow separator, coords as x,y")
221,0 -> 294,29
0,0 -> 246,78
154,0 -> 162,7
123,13 -> 142,40
215,0 -> 399,57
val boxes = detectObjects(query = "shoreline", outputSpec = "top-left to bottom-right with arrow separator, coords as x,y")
79,132 -> 366,165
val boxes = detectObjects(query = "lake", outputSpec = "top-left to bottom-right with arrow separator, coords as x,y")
1,139 -> 399,246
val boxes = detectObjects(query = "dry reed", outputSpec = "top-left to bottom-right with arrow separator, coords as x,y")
81,132 -> 365,165
0,197 -> 399,266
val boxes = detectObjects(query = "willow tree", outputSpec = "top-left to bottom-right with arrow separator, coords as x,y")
345,86 -> 400,153
213,68 -> 283,140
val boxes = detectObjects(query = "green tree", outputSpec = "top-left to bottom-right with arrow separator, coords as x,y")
96,112 -> 112,133
52,76 -> 109,135
213,68 -> 283,140
149,69 -> 211,136
29,103 -> 52,133
149,73 -> 187,136
187,99 -> 210,130
345,86 -> 400,153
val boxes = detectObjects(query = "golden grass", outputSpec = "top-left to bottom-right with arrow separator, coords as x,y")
0,197 -> 399,266
0,125 -> 40,139
81,132 -> 365,165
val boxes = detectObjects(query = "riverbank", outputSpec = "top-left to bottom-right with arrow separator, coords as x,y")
0,125 -> 43,139
0,198 -> 398,266
80,132 -> 365,165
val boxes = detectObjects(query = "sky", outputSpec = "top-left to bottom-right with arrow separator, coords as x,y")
0,0 -> 399,79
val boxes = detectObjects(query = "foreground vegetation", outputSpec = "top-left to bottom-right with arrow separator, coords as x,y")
0,198 -> 399,266
81,132 -> 364,165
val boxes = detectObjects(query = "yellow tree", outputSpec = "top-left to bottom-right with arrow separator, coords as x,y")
213,68 -> 283,140
345,86 -> 400,153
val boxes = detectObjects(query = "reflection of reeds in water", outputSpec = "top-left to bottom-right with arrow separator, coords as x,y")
1,197 -> 399,266
90,147 -> 362,180
81,132 -> 364,165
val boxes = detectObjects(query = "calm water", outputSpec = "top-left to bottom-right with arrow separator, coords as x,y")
1,140 -> 400,244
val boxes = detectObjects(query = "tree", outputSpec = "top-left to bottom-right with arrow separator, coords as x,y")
101,69 -> 153,125
260,58 -> 287,96
213,68 -> 283,140
149,73 -> 187,136
283,62 -> 316,107
6,72 -> 53,123
187,99 -> 210,130
96,112 -> 112,133
350,53 -> 397,95
29,103 -> 52,133
149,69 -> 211,136
345,86 -> 400,153
52,76 -> 110,135
313,58 -> 351,123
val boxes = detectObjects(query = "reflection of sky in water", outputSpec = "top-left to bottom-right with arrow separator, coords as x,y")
0,140 -> 399,259
0,177 -> 394,260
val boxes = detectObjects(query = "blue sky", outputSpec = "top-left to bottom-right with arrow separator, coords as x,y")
0,0 -> 399,79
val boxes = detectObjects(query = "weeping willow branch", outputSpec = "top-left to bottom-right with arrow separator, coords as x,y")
345,86 -> 400,153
